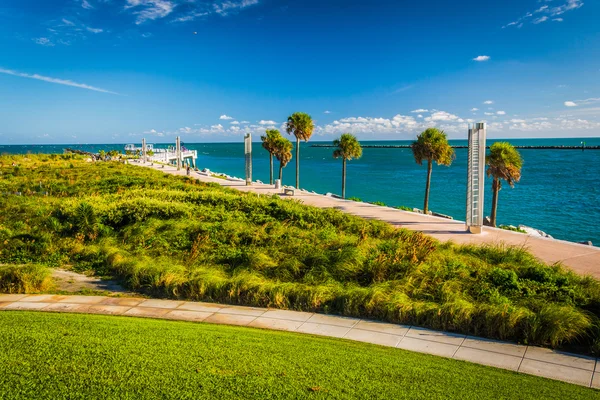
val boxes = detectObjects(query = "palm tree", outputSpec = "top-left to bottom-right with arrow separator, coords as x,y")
285,112 -> 314,189
411,128 -> 455,214
261,129 -> 282,184
333,133 -> 362,199
273,137 -> 293,182
486,142 -> 523,227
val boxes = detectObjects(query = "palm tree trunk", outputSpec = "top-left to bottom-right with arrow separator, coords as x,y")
269,154 -> 273,185
342,158 -> 346,199
295,137 -> 300,189
279,163 -> 283,181
424,159 -> 432,214
490,178 -> 500,227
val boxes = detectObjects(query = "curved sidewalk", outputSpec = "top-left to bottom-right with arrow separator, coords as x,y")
142,164 -> 600,278
1,293 -> 598,389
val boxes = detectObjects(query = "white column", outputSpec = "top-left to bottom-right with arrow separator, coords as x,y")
176,136 -> 181,171
466,123 -> 486,234
142,138 -> 146,164
244,133 -> 252,186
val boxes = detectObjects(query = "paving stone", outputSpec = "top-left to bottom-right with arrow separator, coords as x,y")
462,336 -> 527,358
138,299 -> 184,309
57,295 -> 106,305
20,295 -> 67,302
0,302 -> 12,308
261,310 -> 314,322
305,314 -> 360,328
524,346 -> 595,371
204,313 -> 257,326
296,323 -> 351,338
404,327 -> 466,346
3,302 -> 53,310
249,317 -> 305,332
0,294 -> 28,302
396,337 -> 459,358
454,346 -> 522,371
100,297 -> 145,307
591,370 -> 600,389
519,358 -> 593,386
354,320 -> 410,336
124,307 -> 172,318
344,328 -> 402,348
165,310 -> 213,322
218,306 -> 266,317
178,302 -> 226,313
45,303 -> 85,313
83,305 -> 132,315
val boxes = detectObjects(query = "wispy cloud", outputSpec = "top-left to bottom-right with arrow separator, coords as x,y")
470,108 -> 479,112
483,100 -> 494,105
503,0 -> 583,28
564,98 -> 600,107
214,0 -> 259,16
219,114 -> 234,120
473,55 -> 490,62
259,120 -> 277,125
324,110 -> 331,114
33,37 -> 55,46
0,68 -> 119,95
126,0 -> 175,25
411,109 -> 428,113
86,27 -> 103,33
81,0 -> 94,10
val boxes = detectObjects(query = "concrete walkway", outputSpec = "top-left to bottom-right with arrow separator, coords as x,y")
1,293 -> 598,389
143,163 -> 600,278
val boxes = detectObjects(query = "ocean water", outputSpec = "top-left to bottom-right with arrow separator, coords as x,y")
1,138 -> 599,245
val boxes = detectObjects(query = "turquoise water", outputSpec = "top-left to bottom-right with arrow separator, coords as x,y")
1,138 -> 599,245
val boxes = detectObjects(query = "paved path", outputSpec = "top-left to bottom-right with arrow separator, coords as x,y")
143,163 -> 600,278
1,293 -> 598,389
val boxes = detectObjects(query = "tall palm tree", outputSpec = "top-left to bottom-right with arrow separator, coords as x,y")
486,142 -> 523,227
273,137 -> 293,182
333,133 -> 362,199
285,112 -> 314,189
261,129 -> 282,184
411,128 -> 455,214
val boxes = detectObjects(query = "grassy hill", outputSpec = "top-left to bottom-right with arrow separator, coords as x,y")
1,154 -> 600,352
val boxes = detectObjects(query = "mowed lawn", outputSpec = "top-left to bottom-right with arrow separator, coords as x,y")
0,312 -> 597,399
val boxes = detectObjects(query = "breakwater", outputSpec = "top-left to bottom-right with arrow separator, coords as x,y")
311,144 -> 600,150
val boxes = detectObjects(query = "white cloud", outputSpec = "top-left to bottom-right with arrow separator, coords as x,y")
86,27 -> 103,33
473,55 -> 490,62
211,124 -> 224,131
417,114 -> 423,118
259,120 -> 277,125
0,68 -> 119,95
504,0 -> 583,28
484,112 -> 494,116
125,0 -> 175,24
62,18 -> 75,26
240,120 -> 250,124
564,101 -> 578,107
324,110 -> 331,114
219,114 -> 234,120
566,98 -> 600,107
144,128 -> 164,137
33,37 -> 54,46
213,0 -> 259,16
425,111 -> 462,122
410,109 -> 428,113
230,121 -> 240,125
470,108 -> 479,112
82,0 -> 93,9
483,100 -> 494,105
497,111 -> 506,115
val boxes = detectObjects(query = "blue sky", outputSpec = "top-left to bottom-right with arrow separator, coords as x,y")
0,0 -> 599,143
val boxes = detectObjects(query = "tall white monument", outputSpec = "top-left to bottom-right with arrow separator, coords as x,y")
176,136 -> 182,171
142,138 -> 147,164
466,123 -> 486,234
244,133 -> 252,186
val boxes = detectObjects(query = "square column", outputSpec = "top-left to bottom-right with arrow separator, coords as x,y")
466,123 -> 486,234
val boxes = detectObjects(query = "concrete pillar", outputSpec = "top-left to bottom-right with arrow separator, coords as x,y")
466,123 -> 486,234
244,133 -> 252,186
176,136 -> 181,171
142,138 -> 146,164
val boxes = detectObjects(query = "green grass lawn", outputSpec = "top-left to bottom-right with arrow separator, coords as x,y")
0,312 -> 597,399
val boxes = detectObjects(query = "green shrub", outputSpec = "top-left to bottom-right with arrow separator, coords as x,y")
0,264 -> 53,293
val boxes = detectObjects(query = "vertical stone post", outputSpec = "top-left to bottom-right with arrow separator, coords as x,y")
466,123 -> 486,233
142,138 -> 147,164
244,133 -> 252,186
176,136 -> 181,171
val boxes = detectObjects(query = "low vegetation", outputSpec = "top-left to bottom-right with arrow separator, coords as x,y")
2,155 -> 600,353
1,312 -> 597,399
0,264 -> 53,293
